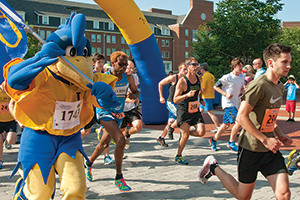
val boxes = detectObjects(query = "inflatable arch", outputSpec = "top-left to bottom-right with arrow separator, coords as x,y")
94,0 -> 168,124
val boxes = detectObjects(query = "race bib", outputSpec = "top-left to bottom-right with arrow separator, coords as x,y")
188,101 -> 199,114
0,103 -> 9,114
111,112 -> 125,119
260,108 -> 278,132
53,100 -> 82,130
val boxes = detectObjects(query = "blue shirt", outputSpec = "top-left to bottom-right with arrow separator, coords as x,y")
254,68 -> 266,79
285,84 -> 298,101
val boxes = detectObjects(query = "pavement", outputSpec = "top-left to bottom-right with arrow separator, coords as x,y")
1,100 -> 300,199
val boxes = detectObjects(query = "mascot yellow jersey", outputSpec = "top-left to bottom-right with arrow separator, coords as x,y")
4,58 -> 117,136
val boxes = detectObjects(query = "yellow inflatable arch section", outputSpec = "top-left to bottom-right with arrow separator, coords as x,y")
94,0 -> 168,124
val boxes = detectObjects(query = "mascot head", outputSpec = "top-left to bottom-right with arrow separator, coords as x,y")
46,13 -> 93,89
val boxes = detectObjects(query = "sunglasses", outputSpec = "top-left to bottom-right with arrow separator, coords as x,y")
118,62 -> 128,67
188,63 -> 200,66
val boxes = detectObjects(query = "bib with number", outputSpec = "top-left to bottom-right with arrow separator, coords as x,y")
188,101 -> 199,113
53,100 -> 83,130
260,108 -> 278,132
0,103 -> 9,114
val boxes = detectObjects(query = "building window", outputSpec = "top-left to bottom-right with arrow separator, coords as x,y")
97,48 -> 101,54
39,30 -> 45,39
60,17 -> 67,25
97,35 -> 101,42
185,40 -> 189,47
46,31 -> 51,39
121,49 -> 125,53
192,30 -> 198,42
42,16 -> 49,24
112,48 -> 116,53
112,36 -> 116,43
18,12 -> 25,21
162,40 -> 165,47
161,28 -> 170,35
92,47 -> 96,55
108,22 -> 114,30
93,21 -> 99,29
166,40 -> 169,47
121,37 -> 125,44
166,51 -> 169,58
164,61 -> 172,73
185,51 -> 189,58
91,34 -> 96,42
162,51 -> 165,58
151,27 -> 154,33
126,49 -> 130,56
185,29 -> 189,36
106,48 -> 111,56
106,35 -> 111,43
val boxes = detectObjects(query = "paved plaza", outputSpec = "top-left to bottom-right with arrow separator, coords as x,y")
1,126 -> 300,200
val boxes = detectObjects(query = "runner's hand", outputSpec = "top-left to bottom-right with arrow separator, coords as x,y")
263,137 -> 281,154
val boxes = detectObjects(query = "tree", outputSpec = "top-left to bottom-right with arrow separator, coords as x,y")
192,25 -> 232,79
24,25 -> 41,59
276,26 -> 300,82
192,0 -> 284,75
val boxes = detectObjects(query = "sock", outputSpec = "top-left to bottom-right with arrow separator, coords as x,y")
126,131 -> 130,138
210,163 -> 219,175
86,160 -> 93,167
211,138 -> 216,142
176,155 -> 181,157
115,173 -> 123,180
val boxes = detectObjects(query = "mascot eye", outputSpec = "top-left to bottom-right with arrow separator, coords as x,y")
65,46 -> 77,57
83,47 -> 89,57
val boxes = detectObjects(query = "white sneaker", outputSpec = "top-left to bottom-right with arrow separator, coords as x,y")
210,127 -> 219,133
125,137 -> 130,149
199,155 -> 217,184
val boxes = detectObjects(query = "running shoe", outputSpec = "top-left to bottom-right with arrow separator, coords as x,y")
210,127 -> 219,133
199,155 -> 217,184
209,138 -> 217,151
290,119 -> 295,123
125,136 -> 130,149
157,136 -> 168,147
104,155 -> 115,165
95,128 -> 102,141
167,126 -> 174,140
0,160 -> 3,169
286,118 -> 292,122
86,164 -> 93,182
4,140 -> 12,150
287,149 -> 300,175
175,155 -> 188,165
227,141 -> 238,152
115,178 -> 132,192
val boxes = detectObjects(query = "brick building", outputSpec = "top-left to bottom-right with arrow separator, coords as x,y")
8,0 -> 214,73
282,21 -> 300,28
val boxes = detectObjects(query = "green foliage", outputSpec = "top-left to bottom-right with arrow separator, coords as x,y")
192,0 -> 284,79
24,25 -> 41,59
275,27 -> 300,82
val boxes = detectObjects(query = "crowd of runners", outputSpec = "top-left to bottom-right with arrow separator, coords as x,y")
2,43 -> 300,199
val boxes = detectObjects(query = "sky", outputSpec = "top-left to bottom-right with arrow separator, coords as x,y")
70,0 -> 300,22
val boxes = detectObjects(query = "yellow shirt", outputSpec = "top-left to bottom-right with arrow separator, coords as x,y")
0,91 -> 14,122
201,72 -> 215,99
4,58 -> 117,136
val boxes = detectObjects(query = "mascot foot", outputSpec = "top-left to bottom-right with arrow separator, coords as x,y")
13,177 -> 27,200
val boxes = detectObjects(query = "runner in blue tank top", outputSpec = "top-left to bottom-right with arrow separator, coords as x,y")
86,51 -> 139,192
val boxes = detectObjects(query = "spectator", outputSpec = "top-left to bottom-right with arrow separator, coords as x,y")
284,75 -> 299,123
253,58 -> 266,79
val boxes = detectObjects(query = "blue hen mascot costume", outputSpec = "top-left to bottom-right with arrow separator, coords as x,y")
4,13 -> 120,200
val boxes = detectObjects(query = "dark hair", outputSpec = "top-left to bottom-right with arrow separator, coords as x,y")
92,52 -> 105,63
200,63 -> 208,71
263,43 -> 292,68
230,58 -> 243,71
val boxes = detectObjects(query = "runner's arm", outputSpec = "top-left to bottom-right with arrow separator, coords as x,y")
158,75 -> 175,103
127,74 -> 139,100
